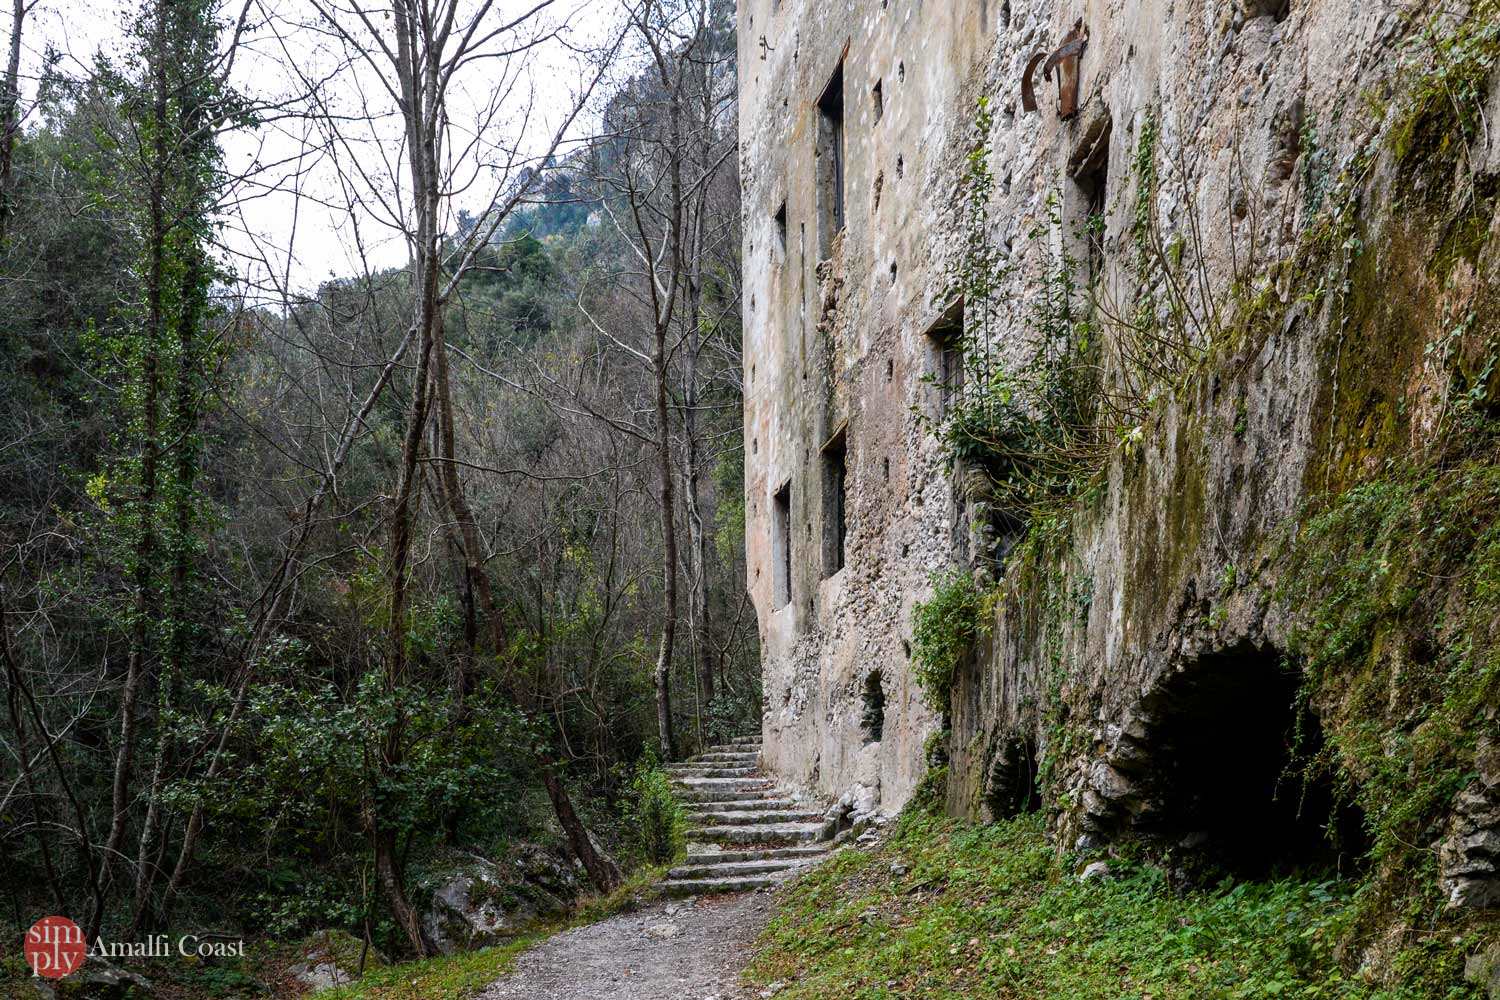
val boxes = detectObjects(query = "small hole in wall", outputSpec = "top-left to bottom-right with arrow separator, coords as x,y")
750,294 -> 756,312
885,358 -> 894,382
889,261 -> 898,284
897,61 -> 905,82
896,154 -> 905,178
872,79 -> 884,123
901,543 -> 909,557
1245,0 -> 1291,21
753,438 -> 759,454
750,363 -> 756,382
1000,0 -> 1011,29
882,457 -> 890,481
861,671 -> 886,744
873,170 -> 884,211
902,639 -> 911,659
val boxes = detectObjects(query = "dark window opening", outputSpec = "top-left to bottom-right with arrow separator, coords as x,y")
1067,110 -> 1112,278
822,429 -> 848,576
926,298 -> 965,420
1131,643 -> 1368,879
817,62 -> 846,256
872,79 -> 884,123
773,201 -> 787,259
861,670 -> 886,743
986,734 -> 1042,819
772,482 -> 792,608
991,507 -> 1025,576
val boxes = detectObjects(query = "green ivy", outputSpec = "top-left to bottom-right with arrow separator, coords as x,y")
911,570 -> 994,710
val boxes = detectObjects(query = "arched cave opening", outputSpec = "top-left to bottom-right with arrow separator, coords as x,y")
1135,643 -> 1367,878
986,733 -> 1042,819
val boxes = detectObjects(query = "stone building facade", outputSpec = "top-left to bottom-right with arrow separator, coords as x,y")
739,0 -> 1499,910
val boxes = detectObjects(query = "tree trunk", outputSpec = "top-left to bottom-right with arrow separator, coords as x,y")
653,322 -> 678,762
372,822 -> 431,956
541,768 -> 621,893
0,0 -> 26,243
99,16 -> 170,933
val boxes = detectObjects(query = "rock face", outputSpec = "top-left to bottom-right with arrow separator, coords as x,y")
421,844 -> 584,955
740,0 -> 1498,915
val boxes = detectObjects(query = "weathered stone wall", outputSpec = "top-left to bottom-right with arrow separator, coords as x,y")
740,0 -> 1499,912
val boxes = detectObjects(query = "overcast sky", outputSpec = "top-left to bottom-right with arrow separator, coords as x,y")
11,0 -> 630,297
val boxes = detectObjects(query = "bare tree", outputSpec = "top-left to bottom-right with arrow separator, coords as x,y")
303,0 -> 624,950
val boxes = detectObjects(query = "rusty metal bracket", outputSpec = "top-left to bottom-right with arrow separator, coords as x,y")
1021,21 -> 1089,120
1020,51 -> 1048,113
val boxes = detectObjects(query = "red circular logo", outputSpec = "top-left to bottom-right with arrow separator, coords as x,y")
24,916 -> 86,979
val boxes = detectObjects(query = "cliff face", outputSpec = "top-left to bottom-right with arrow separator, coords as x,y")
740,0 -> 1500,933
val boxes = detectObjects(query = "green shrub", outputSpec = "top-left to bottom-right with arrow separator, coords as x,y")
628,754 -> 684,865
911,570 -> 993,710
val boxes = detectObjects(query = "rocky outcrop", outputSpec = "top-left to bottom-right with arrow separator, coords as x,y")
421,844 -> 584,955
285,931 -> 379,992
1441,735 -> 1500,911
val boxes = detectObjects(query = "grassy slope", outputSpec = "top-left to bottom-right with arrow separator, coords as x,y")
746,802 -> 1483,1000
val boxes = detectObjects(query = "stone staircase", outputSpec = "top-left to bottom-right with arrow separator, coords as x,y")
662,735 -> 832,897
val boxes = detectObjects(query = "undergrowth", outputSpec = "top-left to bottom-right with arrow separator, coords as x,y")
746,803 -> 1485,999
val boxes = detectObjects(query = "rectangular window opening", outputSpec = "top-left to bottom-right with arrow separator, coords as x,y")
1067,113 -> 1113,279
926,298 -> 965,420
772,481 -> 792,608
773,201 -> 788,259
816,61 -> 846,257
822,428 -> 848,577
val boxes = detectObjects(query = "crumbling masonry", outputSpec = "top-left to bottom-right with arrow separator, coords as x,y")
739,0 -> 1500,910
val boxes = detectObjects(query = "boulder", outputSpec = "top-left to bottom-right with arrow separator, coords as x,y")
421,844 -> 583,955
285,930 -> 380,992
43,961 -> 153,999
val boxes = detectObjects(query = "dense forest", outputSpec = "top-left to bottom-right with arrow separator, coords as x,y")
0,0 -> 749,965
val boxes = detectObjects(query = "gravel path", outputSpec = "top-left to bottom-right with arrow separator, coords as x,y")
479,891 -> 773,1000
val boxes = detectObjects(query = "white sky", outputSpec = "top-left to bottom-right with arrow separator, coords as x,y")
11,0 -> 633,297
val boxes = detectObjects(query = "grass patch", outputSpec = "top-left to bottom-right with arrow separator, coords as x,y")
311,932 -> 546,1000
746,807 -> 1484,999
313,865 -> 666,1000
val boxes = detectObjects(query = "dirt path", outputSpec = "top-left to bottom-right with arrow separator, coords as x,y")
479,891 -> 773,1000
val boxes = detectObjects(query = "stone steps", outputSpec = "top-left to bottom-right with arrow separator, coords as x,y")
658,737 -> 832,898
685,808 -> 824,827
687,797 -> 798,813
664,765 -> 758,779
689,820 -> 828,845
692,752 -> 761,765
685,845 -> 828,865
668,857 -> 819,880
